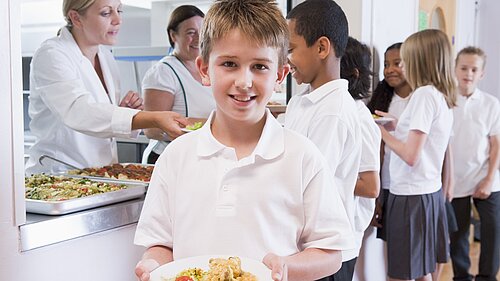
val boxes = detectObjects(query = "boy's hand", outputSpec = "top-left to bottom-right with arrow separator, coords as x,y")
473,177 -> 493,199
135,259 -> 160,281
371,199 -> 383,227
263,253 -> 288,281
120,91 -> 144,110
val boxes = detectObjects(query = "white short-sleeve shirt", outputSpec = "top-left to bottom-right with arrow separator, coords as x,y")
141,56 -> 216,154
285,79 -> 361,261
389,85 -> 453,195
450,89 -> 500,197
381,93 -> 411,190
134,110 -> 356,261
353,101 -> 381,249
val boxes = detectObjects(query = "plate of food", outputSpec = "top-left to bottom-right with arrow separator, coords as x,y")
181,121 -> 204,133
150,255 -> 271,281
372,115 -> 395,125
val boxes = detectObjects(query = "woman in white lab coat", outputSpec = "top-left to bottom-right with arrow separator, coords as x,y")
26,0 -> 187,174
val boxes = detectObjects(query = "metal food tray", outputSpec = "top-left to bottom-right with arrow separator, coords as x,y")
59,163 -> 154,184
25,179 -> 147,215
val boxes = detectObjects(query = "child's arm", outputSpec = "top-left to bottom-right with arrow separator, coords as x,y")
354,171 -> 380,198
135,245 -> 173,281
473,134 -> 500,199
263,248 -> 341,281
441,144 -> 454,201
379,127 -> 427,167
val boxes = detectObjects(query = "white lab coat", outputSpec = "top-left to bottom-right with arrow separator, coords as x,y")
26,27 -> 139,174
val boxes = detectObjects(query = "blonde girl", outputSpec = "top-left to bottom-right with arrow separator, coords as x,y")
377,29 -> 456,281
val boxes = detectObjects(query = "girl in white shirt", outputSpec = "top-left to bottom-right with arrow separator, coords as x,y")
26,0 -> 187,174
377,29 -> 456,281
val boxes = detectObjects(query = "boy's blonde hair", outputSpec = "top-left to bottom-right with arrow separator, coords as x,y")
401,29 -> 456,108
455,46 -> 487,69
200,0 -> 289,67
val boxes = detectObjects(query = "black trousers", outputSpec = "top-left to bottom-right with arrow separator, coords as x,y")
450,192 -> 500,281
316,257 -> 357,281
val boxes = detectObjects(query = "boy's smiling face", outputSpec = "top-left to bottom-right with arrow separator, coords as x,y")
455,53 -> 485,96
197,29 -> 288,124
287,19 -> 320,85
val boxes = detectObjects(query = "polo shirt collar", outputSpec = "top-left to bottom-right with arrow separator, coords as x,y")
196,109 -> 285,161
304,79 -> 349,104
468,88 -> 481,100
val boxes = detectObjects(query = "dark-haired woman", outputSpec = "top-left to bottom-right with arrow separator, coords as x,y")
141,5 -> 215,164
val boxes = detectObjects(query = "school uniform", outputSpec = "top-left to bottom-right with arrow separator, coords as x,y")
26,27 -> 139,174
134,110 -> 356,262
387,85 -> 453,280
285,79 -> 361,281
352,101 -> 381,281
141,56 -> 215,158
449,89 -> 500,281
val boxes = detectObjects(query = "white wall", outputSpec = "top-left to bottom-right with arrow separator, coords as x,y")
477,0 -> 500,100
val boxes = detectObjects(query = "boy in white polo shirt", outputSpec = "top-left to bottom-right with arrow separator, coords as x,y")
285,1 -> 361,280
450,46 -> 500,281
134,1 -> 355,281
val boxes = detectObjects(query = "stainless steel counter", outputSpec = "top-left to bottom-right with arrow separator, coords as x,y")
20,196 -> 144,251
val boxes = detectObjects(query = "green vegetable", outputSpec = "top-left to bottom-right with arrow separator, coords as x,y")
186,122 -> 203,131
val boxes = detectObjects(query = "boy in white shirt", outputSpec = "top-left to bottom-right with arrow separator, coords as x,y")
285,1 -> 362,280
450,46 -> 500,281
134,1 -> 355,281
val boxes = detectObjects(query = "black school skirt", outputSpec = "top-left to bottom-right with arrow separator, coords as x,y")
386,189 -> 449,280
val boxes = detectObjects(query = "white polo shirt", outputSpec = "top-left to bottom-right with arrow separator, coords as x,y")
285,79 -> 361,261
381,93 -> 411,190
135,110 -> 356,261
450,89 -> 500,198
390,85 -> 453,195
353,101 -> 381,249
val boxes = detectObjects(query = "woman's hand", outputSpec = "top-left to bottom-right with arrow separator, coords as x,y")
135,258 -> 160,281
120,91 -> 144,110
263,253 -> 288,281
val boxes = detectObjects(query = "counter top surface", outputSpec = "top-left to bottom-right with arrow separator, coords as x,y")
20,196 -> 144,251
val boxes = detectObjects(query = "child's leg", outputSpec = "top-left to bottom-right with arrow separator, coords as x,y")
473,191 -> 500,281
450,196 -> 473,281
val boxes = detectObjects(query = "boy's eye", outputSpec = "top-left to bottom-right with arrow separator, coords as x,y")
254,64 -> 269,71
222,61 -> 237,68
288,48 -> 294,54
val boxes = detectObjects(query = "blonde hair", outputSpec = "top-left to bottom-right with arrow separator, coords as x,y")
200,0 -> 289,67
455,46 -> 487,70
401,29 -> 456,108
63,0 -> 95,29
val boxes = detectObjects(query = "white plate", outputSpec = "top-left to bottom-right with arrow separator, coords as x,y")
180,128 -> 194,133
374,117 -> 395,125
150,255 -> 272,281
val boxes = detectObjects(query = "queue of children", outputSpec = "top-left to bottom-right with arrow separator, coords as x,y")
133,1 -> 499,281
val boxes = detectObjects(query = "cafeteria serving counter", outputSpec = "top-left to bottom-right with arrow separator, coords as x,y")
19,196 -> 144,251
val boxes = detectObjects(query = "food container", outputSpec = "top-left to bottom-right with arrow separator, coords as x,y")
25,175 -> 147,215
62,163 -> 154,184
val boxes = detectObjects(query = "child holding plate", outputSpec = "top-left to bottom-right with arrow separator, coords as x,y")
134,1 -> 355,281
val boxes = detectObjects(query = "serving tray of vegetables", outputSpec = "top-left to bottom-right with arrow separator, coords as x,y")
25,174 -> 146,215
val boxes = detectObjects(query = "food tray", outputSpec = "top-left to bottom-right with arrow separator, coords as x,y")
26,179 -> 147,215
61,163 -> 154,184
